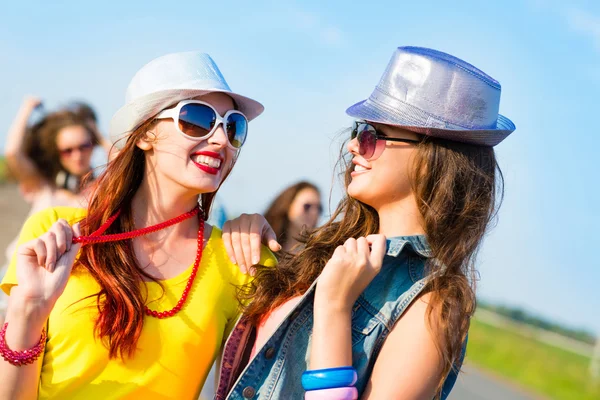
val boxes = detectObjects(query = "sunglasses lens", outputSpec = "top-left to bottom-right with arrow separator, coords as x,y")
178,103 -> 216,138
225,112 -> 248,149
303,203 -> 323,214
356,125 -> 377,159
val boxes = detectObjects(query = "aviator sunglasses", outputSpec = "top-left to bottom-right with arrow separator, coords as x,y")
156,100 -> 248,149
351,121 -> 421,161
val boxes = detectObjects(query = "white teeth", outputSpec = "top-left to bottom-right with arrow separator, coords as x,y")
354,164 -> 368,172
193,155 -> 221,169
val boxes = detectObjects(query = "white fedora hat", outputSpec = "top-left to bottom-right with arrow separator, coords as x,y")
110,51 -> 264,149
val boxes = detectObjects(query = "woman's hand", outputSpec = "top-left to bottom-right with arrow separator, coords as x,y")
222,213 -> 281,274
21,96 -> 42,113
315,235 -> 387,312
13,219 -> 82,316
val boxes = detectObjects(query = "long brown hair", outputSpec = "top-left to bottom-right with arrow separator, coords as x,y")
24,110 -> 99,186
77,119 -> 231,359
263,181 -> 320,246
241,133 -> 502,396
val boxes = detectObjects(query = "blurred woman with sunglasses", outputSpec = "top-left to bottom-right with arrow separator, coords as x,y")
5,98 -> 101,210
217,47 -> 515,399
1,101 -> 101,326
0,52 -> 278,399
263,181 -> 322,255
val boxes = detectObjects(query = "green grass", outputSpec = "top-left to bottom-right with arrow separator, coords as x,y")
0,156 -> 8,184
467,318 -> 600,400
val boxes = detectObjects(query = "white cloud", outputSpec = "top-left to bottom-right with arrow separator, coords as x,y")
287,6 -> 346,48
566,8 -> 600,50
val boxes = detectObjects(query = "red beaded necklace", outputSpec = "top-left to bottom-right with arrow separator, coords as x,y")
72,205 -> 204,319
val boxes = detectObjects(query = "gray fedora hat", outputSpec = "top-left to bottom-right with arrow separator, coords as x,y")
110,51 -> 264,149
346,46 -> 515,146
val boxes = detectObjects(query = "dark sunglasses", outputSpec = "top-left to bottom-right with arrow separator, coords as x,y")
303,203 -> 323,214
59,142 -> 94,157
351,121 -> 421,160
156,100 -> 248,149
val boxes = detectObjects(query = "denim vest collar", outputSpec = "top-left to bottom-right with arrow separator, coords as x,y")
386,236 -> 432,258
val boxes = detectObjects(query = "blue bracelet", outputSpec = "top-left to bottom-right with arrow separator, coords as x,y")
302,366 -> 358,391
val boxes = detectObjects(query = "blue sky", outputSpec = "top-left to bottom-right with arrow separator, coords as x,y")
0,0 -> 598,334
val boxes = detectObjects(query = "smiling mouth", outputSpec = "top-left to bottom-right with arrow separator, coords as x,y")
192,154 -> 222,169
191,152 -> 223,175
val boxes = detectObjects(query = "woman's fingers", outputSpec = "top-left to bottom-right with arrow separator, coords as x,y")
57,219 -> 73,252
52,220 -> 69,254
356,237 -> 370,261
238,214 -> 253,269
229,224 -> 248,273
366,234 -> 387,270
55,223 -> 81,274
221,220 -> 237,265
343,237 -> 358,254
32,238 -> 47,268
41,232 -> 58,272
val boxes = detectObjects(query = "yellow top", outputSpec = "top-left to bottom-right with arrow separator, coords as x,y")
1,207 -> 276,400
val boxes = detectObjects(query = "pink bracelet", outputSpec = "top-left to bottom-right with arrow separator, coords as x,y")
305,386 -> 358,400
0,322 -> 46,366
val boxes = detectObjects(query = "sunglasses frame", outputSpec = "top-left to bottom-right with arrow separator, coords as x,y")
351,121 -> 421,161
155,100 -> 248,150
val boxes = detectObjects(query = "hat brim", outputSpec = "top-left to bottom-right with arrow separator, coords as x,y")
346,99 -> 515,147
110,88 -> 264,149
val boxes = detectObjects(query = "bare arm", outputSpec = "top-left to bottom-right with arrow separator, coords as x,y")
362,293 -> 444,400
309,236 -> 444,399
0,221 -> 81,400
4,97 -> 44,184
310,236 -> 386,369
1,291 -> 48,400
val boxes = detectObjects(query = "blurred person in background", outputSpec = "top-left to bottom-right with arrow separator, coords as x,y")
67,100 -> 115,159
263,181 -> 322,254
4,97 -> 107,208
0,98 -> 106,326
218,46 -> 515,399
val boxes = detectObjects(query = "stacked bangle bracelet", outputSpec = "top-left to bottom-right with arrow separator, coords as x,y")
302,366 -> 358,400
0,322 -> 46,366
304,386 -> 358,399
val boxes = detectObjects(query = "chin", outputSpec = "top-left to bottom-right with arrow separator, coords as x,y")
189,179 -> 220,194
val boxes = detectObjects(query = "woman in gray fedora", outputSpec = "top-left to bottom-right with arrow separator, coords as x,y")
218,46 -> 515,399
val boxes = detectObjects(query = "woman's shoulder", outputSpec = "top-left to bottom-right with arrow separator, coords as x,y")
22,206 -> 87,237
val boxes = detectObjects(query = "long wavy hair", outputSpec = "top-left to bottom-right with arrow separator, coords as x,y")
241,133 -> 502,397
76,117 -> 234,359
23,110 -> 99,189
263,181 -> 320,247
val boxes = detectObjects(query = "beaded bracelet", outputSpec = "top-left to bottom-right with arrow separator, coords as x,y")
0,323 -> 46,366
302,366 -> 358,391
305,386 -> 358,400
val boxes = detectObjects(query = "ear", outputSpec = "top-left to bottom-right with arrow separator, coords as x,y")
135,130 -> 156,151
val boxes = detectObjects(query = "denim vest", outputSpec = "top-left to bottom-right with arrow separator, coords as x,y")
215,236 -> 462,400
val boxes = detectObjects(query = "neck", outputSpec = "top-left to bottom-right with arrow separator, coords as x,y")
131,175 -> 200,232
283,224 -> 303,252
376,196 -> 425,237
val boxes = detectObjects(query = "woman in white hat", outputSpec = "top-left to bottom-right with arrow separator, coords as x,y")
217,46 -> 516,400
0,51 -> 279,399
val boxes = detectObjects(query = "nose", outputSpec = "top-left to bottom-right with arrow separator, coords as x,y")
208,123 -> 228,148
347,136 -> 360,155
